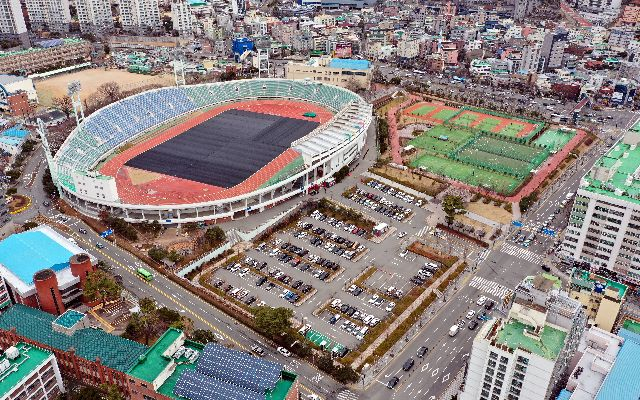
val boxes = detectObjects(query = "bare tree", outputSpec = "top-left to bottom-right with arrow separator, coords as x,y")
97,81 -> 122,104
52,95 -> 73,118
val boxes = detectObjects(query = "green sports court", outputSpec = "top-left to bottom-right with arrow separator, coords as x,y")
410,104 -> 438,116
305,329 -> 345,353
534,128 -> 577,152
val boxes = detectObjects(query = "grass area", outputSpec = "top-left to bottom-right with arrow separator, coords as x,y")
622,319 -> 640,334
499,123 -> 526,137
451,112 -> 480,127
408,125 -> 474,156
467,201 -> 513,224
368,166 -> 447,197
411,105 -> 437,116
475,117 -> 502,132
432,108 -> 460,121
354,266 -> 378,287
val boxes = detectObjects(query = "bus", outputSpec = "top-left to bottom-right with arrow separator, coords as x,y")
136,268 -> 154,281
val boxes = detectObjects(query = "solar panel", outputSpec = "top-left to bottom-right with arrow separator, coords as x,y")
196,343 -> 282,393
174,370 -> 263,400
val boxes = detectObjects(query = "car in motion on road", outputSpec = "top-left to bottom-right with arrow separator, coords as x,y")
484,300 -> 495,310
476,296 -> 487,306
387,376 -> 400,389
468,320 -> 478,330
402,358 -> 415,371
277,347 -> 291,357
417,346 -> 428,358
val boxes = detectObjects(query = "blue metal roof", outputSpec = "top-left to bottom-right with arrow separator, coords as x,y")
556,389 -> 572,400
328,58 -> 371,70
595,339 -> 640,400
618,328 -> 640,345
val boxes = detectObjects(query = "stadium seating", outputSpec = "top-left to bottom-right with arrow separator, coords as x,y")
54,79 -> 363,193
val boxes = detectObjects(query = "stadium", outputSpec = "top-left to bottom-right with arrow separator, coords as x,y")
49,79 -> 372,224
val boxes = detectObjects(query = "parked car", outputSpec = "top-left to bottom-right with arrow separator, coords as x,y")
277,347 -> 291,357
251,345 -> 265,356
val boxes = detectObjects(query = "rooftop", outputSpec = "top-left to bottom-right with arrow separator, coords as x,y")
328,58 -> 371,70
53,310 -> 85,329
583,138 -> 640,205
570,268 -> 627,299
621,319 -> 640,336
0,305 -> 147,372
0,343 -> 51,398
595,339 -> 640,400
495,319 -> 567,360
0,226 -> 85,290
0,75 -> 28,85
0,39 -> 86,58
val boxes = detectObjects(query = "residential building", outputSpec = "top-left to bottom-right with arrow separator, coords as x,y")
285,56 -> 372,89
171,0 -> 194,37
119,0 -> 162,33
470,59 -> 492,76
576,0 -> 622,14
0,0 -> 27,44
0,342 -> 65,400
0,225 -> 96,314
460,273 -> 585,400
0,75 -> 38,102
619,5 -> 640,27
24,0 -> 71,32
609,28 -> 636,49
514,0 -> 539,22
75,0 -> 113,33
0,305 -> 148,397
562,130 -> 640,283
540,29 -> 569,72
0,125 -> 29,158
396,38 -> 420,60
0,39 -> 92,75
569,268 -> 627,332
521,42 -> 543,73
127,328 -> 299,400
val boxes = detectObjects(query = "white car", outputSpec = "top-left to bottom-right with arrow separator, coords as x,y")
466,310 -> 476,319
385,302 -> 395,312
277,347 -> 291,357
398,231 -> 407,238
368,295 -> 379,304
477,296 -> 487,306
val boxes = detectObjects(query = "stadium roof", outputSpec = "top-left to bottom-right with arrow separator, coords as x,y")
0,226 -> 90,295
328,58 -> 371,70
0,305 -> 147,372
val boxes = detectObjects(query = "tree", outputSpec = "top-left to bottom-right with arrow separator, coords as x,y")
42,168 -> 58,198
333,165 -> 350,183
53,95 -> 73,118
97,81 -> 121,104
190,329 -> 218,344
182,222 -> 198,233
442,195 -> 466,225
519,192 -> 539,213
100,384 -> 125,400
22,221 -> 38,230
148,246 -> 168,261
203,226 -> 226,247
127,298 -> 161,345
251,306 -> 293,338
83,269 -> 121,306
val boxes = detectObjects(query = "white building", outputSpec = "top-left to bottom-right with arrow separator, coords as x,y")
396,38 -> 420,59
171,0 -> 194,37
460,274 -> 585,400
576,0 -> 622,13
75,0 -> 113,33
514,0 -> 539,21
0,0 -> 27,41
470,59 -> 492,76
0,343 -> 65,400
521,42 -> 542,73
119,0 -> 161,33
562,130 -> 640,284
0,75 -> 38,102
24,0 -> 71,32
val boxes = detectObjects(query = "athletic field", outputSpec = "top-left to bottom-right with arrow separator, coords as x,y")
448,107 -> 545,140
403,101 -> 461,124
534,128 -> 577,152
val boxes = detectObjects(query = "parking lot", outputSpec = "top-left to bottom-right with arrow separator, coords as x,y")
207,182 -> 457,355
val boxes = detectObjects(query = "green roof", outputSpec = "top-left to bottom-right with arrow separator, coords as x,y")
0,39 -> 85,58
0,343 -> 51,398
128,328 -> 204,399
496,320 -> 567,360
583,140 -> 640,205
622,319 -> 640,335
53,310 -> 85,328
0,305 -> 147,372
266,371 -> 297,400
571,268 -> 627,298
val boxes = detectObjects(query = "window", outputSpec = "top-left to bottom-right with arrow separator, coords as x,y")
488,360 -> 497,367
493,387 -> 501,395
500,356 -> 509,364
486,368 -> 495,376
489,352 -> 498,360
497,372 -> 505,380
483,382 -> 491,390
495,380 -> 503,388
510,387 -> 521,396
484,374 -> 493,383
498,364 -> 507,372
482,390 -> 490,397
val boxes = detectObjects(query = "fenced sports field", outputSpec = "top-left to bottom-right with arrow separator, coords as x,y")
534,128 -> 577,152
448,107 -> 545,140
403,101 -> 461,124
408,124 -> 551,195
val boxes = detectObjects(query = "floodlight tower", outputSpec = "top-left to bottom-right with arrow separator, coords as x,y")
174,59 -> 186,86
256,48 -> 269,78
68,81 -> 84,126
37,118 -> 61,197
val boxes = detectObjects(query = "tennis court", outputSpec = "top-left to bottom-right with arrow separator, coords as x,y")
409,125 -> 475,155
450,112 -> 480,127
534,129 -> 577,152
475,117 -> 502,132
410,104 -> 438,116
499,123 -> 526,137
433,108 -> 461,122
449,108 -> 544,140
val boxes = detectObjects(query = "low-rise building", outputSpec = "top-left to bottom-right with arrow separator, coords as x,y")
285,56 -> 372,89
0,39 -> 91,75
0,342 -> 65,400
569,268 -> 627,332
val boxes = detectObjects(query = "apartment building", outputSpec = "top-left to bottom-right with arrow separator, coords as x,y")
540,29 -> 568,72
119,0 -> 162,33
576,0 -> 622,13
0,342 -> 65,400
0,39 -> 92,74
514,0 -> 539,22
75,0 -> 113,33
24,0 -> 71,33
569,268 -> 627,332
285,56 -> 372,89
461,273 -> 585,400
562,130 -> 640,284
0,0 -> 27,44
171,0 -> 194,37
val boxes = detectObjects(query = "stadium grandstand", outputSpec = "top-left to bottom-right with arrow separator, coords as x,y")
47,79 -> 372,224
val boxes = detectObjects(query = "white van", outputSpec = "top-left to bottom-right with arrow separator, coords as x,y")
449,325 -> 459,337
360,327 -> 369,336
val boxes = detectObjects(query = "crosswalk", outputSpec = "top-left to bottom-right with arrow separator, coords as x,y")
336,389 -> 359,400
500,243 -> 543,265
469,276 -> 513,299
417,226 -> 430,238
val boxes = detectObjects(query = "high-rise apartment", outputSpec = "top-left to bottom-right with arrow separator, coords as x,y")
119,0 -> 161,33
171,0 -> 194,37
0,0 -> 28,44
24,0 -> 71,33
76,0 -> 113,33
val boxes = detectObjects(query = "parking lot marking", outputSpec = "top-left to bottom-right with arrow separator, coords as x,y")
442,373 -> 450,383
421,363 -> 429,372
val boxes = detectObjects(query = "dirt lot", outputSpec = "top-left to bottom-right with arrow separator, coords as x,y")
369,166 -> 446,197
35,68 -> 174,107
466,201 -> 513,225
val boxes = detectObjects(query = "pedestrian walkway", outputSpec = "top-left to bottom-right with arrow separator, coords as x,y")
469,276 -> 513,300
499,242 -> 543,265
336,389 -> 359,400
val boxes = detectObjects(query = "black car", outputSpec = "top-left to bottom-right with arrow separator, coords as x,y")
417,346 -> 428,358
318,271 -> 329,280
244,296 -> 256,305
541,264 -> 551,272
353,287 -> 363,296
291,280 -> 303,289
402,358 -> 414,371
340,304 -> 350,313
468,320 -> 478,330
346,307 -> 356,316
484,300 -> 495,311
387,377 -> 399,389
256,276 -> 267,286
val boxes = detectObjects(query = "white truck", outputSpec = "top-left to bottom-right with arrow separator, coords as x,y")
449,325 -> 460,337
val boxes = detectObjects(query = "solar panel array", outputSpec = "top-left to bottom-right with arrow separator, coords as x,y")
173,343 -> 284,400
173,370 -> 264,400
197,343 -> 282,393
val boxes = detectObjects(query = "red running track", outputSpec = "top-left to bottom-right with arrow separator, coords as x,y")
100,100 -> 333,206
